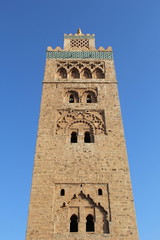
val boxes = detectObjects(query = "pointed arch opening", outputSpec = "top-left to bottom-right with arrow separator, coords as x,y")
57,67 -> 67,79
71,131 -> 78,143
70,214 -> 78,232
70,68 -> 80,78
86,214 -> 94,232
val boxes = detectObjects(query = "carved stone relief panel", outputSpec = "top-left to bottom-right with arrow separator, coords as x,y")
56,110 -> 106,135
54,183 -> 110,234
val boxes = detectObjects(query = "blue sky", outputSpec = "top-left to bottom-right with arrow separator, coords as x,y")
0,1 -> 160,239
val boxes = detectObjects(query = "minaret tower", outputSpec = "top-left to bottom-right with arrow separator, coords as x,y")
26,29 -> 138,240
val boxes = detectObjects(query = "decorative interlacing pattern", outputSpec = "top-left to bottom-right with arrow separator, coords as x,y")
56,61 -> 105,79
46,51 -> 113,59
57,61 -> 104,72
56,110 -> 106,135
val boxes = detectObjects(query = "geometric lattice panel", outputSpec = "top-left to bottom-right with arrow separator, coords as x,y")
46,51 -> 113,60
70,39 -> 89,48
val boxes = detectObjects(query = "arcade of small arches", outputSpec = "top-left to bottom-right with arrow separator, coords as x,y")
57,67 -> 104,79
66,90 -> 97,103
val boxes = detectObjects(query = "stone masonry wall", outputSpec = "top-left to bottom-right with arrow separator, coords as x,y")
26,57 -> 139,240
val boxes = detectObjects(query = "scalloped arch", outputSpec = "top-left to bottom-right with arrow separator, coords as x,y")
93,67 -> 104,79
66,119 -> 95,134
57,67 -> 67,78
56,111 -> 106,135
82,67 -> 92,78
70,67 -> 80,78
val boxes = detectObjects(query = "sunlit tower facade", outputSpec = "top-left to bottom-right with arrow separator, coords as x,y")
26,29 -> 138,240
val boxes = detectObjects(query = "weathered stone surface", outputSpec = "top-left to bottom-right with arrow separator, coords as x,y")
26,30 -> 139,240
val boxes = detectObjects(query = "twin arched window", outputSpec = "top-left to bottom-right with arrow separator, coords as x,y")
70,214 -> 94,232
71,131 -> 94,143
68,91 -> 97,103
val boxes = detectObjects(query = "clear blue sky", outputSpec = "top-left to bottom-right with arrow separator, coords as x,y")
0,1 -> 160,239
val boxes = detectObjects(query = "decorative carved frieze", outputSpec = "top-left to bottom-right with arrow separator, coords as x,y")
56,110 -> 106,135
57,60 -> 104,71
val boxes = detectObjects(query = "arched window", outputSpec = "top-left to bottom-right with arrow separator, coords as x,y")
68,91 -> 79,103
71,68 -> 80,78
84,131 -> 94,143
86,214 -> 94,232
69,94 -> 74,103
82,91 -> 97,103
58,68 -> 67,78
86,94 -> 92,103
60,189 -> 65,196
95,68 -> 104,79
98,188 -> 103,195
84,132 -> 91,143
83,68 -> 92,78
71,132 -> 77,143
70,214 -> 78,232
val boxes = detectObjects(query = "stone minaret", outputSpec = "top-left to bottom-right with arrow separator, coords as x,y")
26,29 -> 139,240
